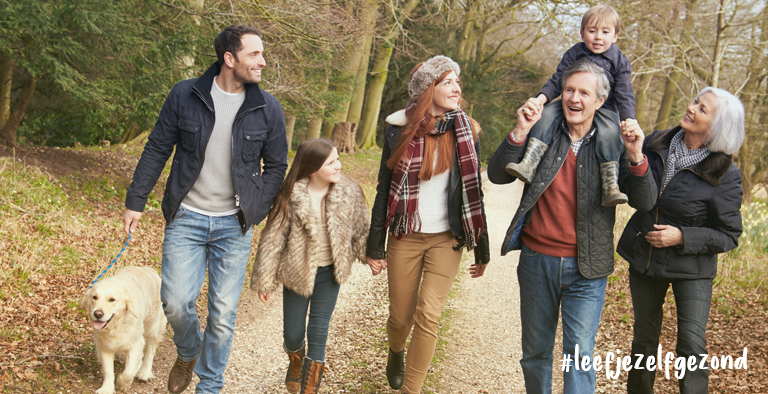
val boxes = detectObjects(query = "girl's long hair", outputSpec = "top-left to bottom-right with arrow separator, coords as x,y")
386,66 -> 457,181
264,138 -> 336,234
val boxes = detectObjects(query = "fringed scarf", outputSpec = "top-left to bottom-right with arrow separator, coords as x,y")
386,105 -> 485,250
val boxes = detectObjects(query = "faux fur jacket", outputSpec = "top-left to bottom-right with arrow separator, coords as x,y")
250,174 -> 370,297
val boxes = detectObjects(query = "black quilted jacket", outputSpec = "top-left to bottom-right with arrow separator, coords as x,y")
486,125 -> 657,279
617,127 -> 743,280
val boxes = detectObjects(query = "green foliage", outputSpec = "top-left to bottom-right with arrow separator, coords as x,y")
0,0 -> 212,146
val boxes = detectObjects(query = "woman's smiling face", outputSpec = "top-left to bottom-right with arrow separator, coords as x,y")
431,71 -> 461,116
680,92 -> 718,137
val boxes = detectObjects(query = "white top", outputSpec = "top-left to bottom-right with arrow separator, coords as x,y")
418,149 -> 450,233
312,197 -> 334,267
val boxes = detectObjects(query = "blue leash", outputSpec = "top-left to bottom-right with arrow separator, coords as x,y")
89,232 -> 132,289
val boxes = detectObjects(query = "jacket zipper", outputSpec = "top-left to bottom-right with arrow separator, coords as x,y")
231,104 -> 266,234
644,147 -> 700,270
169,86 -> 217,220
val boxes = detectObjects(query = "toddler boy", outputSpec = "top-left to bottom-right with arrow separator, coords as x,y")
506,4 -> 636,206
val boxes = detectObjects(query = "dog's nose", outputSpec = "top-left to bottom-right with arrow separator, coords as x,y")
94,310 -> 104,319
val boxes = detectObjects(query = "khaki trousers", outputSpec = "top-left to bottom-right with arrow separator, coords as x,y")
386,231 -> 462,393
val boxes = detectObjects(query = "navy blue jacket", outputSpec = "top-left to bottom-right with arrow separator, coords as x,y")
125,62 -> 288,233
539,42 -> 636,121
617,127 -> 743,279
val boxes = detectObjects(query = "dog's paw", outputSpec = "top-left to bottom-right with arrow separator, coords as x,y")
95,386 -> 116,394
136,370 -> 156,382
115,374 -> 134,391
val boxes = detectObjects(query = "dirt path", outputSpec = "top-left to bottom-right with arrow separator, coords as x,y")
437,174 -> 527,393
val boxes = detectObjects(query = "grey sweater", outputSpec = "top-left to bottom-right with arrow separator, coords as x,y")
181,77 -> 245,214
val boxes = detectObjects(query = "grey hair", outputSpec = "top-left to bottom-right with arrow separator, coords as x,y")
560,58 -> 611,101
696,87 -> 744,154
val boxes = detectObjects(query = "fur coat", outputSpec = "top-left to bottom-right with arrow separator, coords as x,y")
250,174 -> 370,297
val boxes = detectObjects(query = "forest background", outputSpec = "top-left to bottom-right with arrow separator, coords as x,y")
0,0 -> 767,392
1,0 -> 766,202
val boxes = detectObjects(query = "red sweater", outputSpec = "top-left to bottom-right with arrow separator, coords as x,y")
509,131 -> 648,257
522,149 -> 578,256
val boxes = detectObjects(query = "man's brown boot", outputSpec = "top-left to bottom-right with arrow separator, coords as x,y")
285,345 -> 305,393
168,357 -> 198,394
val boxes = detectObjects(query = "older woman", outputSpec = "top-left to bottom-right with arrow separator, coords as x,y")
617,87 -> 744,394
366,55 -> 490,393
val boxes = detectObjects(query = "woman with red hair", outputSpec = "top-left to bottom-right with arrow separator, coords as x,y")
366,55 -> 490,393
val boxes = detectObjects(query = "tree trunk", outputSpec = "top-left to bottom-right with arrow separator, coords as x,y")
332,122 -> 356,154
357,42 -> 394,149
710,0 -> 729,88
654,61 -> 682,130
356,0 -> 421,149
1,74 -> 36,148
321,0 -> 376,138
0,56 -> 13,130
634,72 -> 653,132
285,113 -> 296,149
118,122 -> 141,144
347,0 -> 377,126
654,0 -> 698,130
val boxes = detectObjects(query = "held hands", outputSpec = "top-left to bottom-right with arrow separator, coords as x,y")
645,224 -> 683,248
511,97 -> 544,141
367,257 -> 387,276
620,119 -> 645,164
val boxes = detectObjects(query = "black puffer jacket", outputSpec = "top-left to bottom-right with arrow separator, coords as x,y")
617,127 -> 743,279
487,124 -> 657,279
366,112 -> 491,265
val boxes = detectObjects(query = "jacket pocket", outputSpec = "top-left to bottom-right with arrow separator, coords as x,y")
242,128 -> 267,162
178,119 -> 201,151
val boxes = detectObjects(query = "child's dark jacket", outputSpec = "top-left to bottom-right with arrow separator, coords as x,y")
539,42 -> 636,121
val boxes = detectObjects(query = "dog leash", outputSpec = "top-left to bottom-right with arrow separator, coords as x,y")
88,232 -> 132,289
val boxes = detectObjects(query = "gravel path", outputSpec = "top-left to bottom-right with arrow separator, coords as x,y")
437,174 -> 527,393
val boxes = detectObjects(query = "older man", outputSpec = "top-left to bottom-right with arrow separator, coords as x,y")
487,58 -> 656,394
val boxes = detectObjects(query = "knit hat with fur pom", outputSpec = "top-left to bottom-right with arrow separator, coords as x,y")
408,55 -> 461,100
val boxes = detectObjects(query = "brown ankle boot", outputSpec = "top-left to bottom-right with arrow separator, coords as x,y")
300,357 -> 325,394
505,137 -> 549,184
600,161 -> 628,206
167,357 -> 197,394
285,345 -> 305,393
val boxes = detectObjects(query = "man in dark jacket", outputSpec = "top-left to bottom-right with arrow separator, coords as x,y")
487,59 -> 656,394
122,25 -> 287,394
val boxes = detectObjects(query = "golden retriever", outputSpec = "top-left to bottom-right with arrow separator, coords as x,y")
79,266 -> 166,394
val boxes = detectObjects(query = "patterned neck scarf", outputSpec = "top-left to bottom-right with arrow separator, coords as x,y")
386,105 -> 485,250
661,130 -> 711,191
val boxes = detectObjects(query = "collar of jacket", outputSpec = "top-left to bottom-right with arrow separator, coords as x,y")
289,175 -> 353,228
192,61 -> 267,116
646,126 -> 733,186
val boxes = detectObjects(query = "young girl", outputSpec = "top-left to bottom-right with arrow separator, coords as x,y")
250,139 -> 370,394
367,55 -> 490,393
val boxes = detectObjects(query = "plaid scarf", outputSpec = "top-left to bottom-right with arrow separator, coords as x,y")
661,130 -> 711,192
386,105 -> 485,250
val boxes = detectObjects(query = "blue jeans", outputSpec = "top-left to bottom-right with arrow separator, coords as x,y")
530,100 -> 623,163
518,243 -> 607,394
628,269 -> 712,394
160,206 -> 253,394
283,265 -> 340,361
